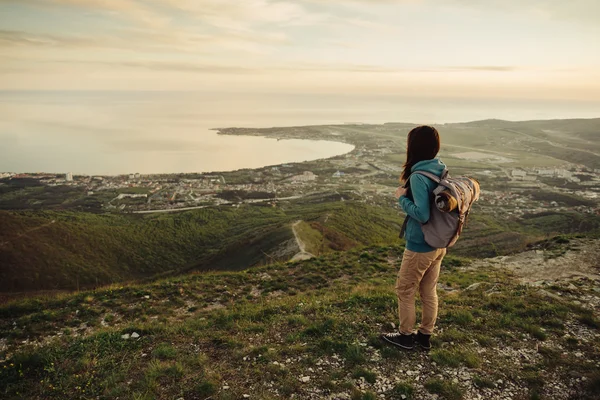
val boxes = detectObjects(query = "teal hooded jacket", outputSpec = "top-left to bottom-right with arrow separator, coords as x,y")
398,158 -> 447,253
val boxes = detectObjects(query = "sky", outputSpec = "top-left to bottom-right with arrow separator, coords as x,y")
1,0 -> 599,100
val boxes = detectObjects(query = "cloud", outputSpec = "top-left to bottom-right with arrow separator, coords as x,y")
1,54 -> 521,75
0,29 -> 109,51
301,0 -> 600,25
0,0 -> 171,28
1,0 -> 323,30
442,66 -> 517,72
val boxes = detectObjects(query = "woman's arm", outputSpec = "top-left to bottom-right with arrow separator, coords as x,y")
399,174 -> 431,223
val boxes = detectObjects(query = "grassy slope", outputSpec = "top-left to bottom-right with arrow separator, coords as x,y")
3,201 -> 600,293
0,202 -> 404,293
0,244 -> 598,400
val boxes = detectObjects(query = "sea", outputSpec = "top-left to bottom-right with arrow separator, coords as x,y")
1,91 -> 598,176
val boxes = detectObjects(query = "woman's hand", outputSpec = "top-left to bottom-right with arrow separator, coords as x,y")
395,186 -> 407,199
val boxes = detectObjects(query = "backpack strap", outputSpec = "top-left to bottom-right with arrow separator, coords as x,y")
404,168 -> 447,186
399,168 -> 448,239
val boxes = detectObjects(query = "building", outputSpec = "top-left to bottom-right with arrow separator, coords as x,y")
511,170 -> 527,178
332,170 -> 345,178
556,169 -> 572,179
292,171 -> 317,182
65,172 -> 73,181
537,169 -> 555,177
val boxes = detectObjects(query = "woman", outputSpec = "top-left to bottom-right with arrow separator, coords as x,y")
382,125 -> 447,351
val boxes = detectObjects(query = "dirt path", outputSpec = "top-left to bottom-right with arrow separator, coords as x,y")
291,220 -> 315,261
0,220 -> 56,247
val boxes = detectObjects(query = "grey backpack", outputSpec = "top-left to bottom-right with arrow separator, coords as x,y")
399,169 -> 480,248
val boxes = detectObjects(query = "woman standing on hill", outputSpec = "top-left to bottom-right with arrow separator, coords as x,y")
382,125 -> 447,351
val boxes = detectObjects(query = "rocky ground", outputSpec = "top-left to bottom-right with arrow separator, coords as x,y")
0,239 -> 599,399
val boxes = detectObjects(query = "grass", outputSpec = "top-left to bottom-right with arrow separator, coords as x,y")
473,376 -> 495,389
424,378 -> 464,400
430,349 -> 481,368
0,244 -> 599,399
390,382 -> 414,399
352,368 -> 377,384
0,201 -> 406,292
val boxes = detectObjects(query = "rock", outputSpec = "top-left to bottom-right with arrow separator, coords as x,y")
121,334 -> 130,340
452,378 -> 459,384
223,386 -> 230,390
131,332 -> 140,339
243,395 -> 250,399
301,376 -> 310,383
401,396 -> 407,400
466,282 -> 484,291
144,295 -> 150,299
539,290 -> 562,301
575,352 -> 583,358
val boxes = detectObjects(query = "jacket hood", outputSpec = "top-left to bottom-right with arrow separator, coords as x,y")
411,158 -> 446,177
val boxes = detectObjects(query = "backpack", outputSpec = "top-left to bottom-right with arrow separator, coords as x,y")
399,168 -> 480,248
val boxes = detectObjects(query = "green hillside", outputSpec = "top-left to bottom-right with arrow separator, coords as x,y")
1,242 -> 598,399
0,201 -> 404,293
3,200 -> 600,294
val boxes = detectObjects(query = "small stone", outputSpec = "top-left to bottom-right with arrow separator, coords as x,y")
141,353 -> 147,357
301,376 -> 310,383
308,368 -> 314,372
575,352 -> 583,358
223,386 -> 230,390
243,395 -> 250,399
121,334 -> 130,340
466,282 -> 484,291
390,322 -> 396,329
401,396 -> 407,400
131,332 -> 140,338
144,295 -> 150,299
452,378 -> 459,384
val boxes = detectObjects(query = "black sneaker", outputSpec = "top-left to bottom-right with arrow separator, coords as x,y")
416,331 -> 431,350
381,332 -> 414,350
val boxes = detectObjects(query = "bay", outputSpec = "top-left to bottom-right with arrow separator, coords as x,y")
1,91 -> 598,175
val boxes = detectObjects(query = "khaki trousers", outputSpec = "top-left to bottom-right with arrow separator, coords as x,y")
395,248 -> 446,335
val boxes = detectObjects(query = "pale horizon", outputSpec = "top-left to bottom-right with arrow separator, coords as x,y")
1,0 -> 599,101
